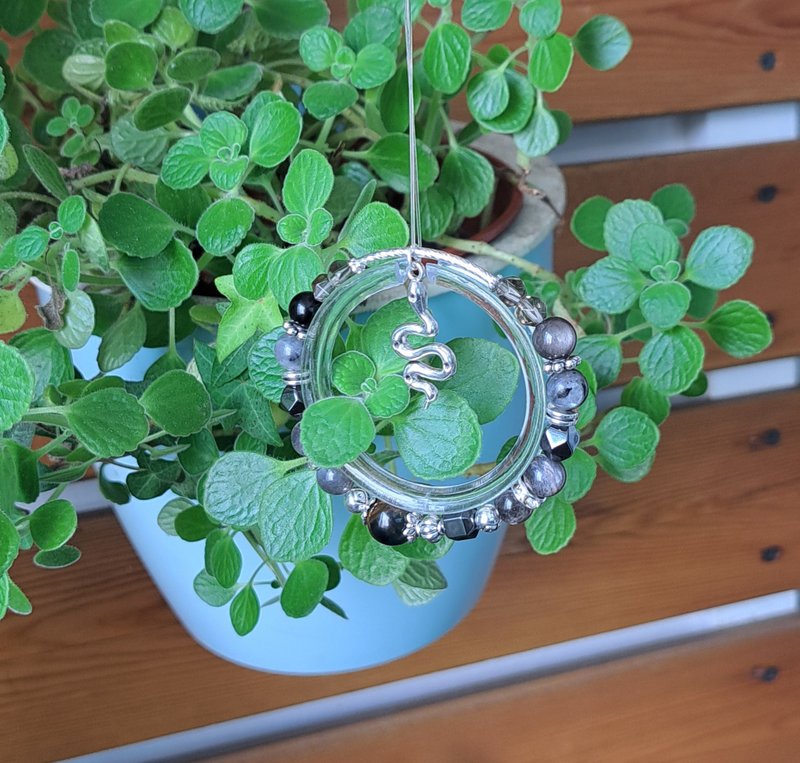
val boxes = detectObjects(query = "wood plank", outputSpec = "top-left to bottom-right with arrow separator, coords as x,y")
554,141 -> 800,370
221,617 -> 800,763
2,388 -> 798,761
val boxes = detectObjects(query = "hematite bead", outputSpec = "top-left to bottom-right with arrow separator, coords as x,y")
274,333 -> 303,370
523,455 -> 566,498
494,491 -> 533,525
316,467 -> 353,495
290,423 -> 304,455
540,425 -> 580,462
534,317 -> 577,359
546,369 -> 588,411
441,511 -> 479,541
365,501 -> 410,546
288,291 -> 321,327
279,385 -> 305,417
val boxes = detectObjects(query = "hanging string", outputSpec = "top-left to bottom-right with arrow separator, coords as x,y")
403,0 -> 422,262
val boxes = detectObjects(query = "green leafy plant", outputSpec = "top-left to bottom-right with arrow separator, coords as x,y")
0,1 -> 771,635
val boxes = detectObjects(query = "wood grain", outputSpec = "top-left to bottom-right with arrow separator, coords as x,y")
218,617 -> 800,763
2,388 -> 798,761
554,141 -> 800,370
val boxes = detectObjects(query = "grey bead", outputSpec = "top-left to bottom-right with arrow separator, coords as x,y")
540,425 -> 579,462
515,295 -> 546,326
494,491 -> 533,525
523,456 -> 566,498
290,424 -> 304,455
316,467 -> 353,495
441,511 -> 479,541
274,333 -> 303,370
494,276 -> 525,306
546,370 -> 588,411
533,317 -> 577,359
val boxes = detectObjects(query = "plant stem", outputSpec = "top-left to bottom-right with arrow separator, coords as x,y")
71,167 -> 159,189
614,323 -> 648,341
168,308 -> 177,354
0,192 -> 59,207
239,193 -> 280,222
34,432 -> 70,456
244,531 -> 286,586
436,235 -> 559,281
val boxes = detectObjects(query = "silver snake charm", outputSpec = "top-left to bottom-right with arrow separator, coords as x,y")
391,264 -> 456,407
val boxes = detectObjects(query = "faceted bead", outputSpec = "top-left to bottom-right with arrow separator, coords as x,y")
540,425 -> 580,462
290,423 -> 304,455
274,333 -> 303,370
288,291 -> 321,327
365,501 -> 410,546
494,276 -> 525,306
474,505 -> 500,533
546,370 -> 588,411
515,295 -> 546,326
494,491 -> 533,525
441,511 -> 479,541
316,467 -> 353,495
533,317 -> 577,359
312,274 -> 333,302
523,455 -> 566,498
279,385 -> 305,417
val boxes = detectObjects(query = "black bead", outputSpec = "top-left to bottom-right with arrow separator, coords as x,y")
365,501 -> 409,546
279,385 -> 305,417
288,291 -> 321,327
540,425 -> 579,462
441,511 -> 479,541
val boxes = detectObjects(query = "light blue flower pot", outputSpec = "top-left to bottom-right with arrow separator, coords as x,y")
59,151 -> 564,674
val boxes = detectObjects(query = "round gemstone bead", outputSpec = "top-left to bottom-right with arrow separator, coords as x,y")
494,491 -> 533,525
475,505 -> 500,533
316,467 -> 353,495
290,423 -> 304,455
274,333 -> 303,370
533,317 -> 577,359
546,370 -> 588,411
540,425 -> 580,462
279,385 -> 305,417
288,291 -> 321,327
365,501 -> 410,546
523,455 -> 566,498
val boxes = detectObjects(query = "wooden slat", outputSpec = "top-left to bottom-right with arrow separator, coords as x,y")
554,141 -> 800,370
2,388 -> 798,761
329,1 -> 800,122
220,617 -> 800,763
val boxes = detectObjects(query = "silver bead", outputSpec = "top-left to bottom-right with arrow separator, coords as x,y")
523,455 -> 566,498
417,515 -> 443,543
403,512 -> 420,542
515,295 -> 546,326
494,276 -> 525,306
475,504 -> 500,533
511,481 -> 544,511
533,317 -> 577,360
345,488 -> 371,513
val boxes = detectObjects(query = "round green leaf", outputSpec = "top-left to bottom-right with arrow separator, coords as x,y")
575,334 -> 622,388
573,15 -> 632,71
394,391 -> 481,480
300,397 -> 375,468
422,22 -> 471,95
351,43 -> 396,89
117,239 -> 198,312
639,281 -> 690,330
91,0 -> 162,27
232,243 -> 279,300
344,201 -> 408,258
193,569 -> 235,606
594,406 -> 660,481
439,147 -> 494,218
55,290 -> 95,350
420,186 -> 455,241
7,578 -> 32,615
299,26 -> 343,71
639,326 -> 705,395
580,256 -> 645,314
514,101 -> 560,158
366,134 -> 438,194
620,377 -> 670,425
0,292 -> 26,334
520,0 -> 562,37
22,29 -> 75,93
105,42 -> 158,91
684,226 -> 754,289
571,195 -> 612,251
466,70 -> 510,121
161,137 -> 210,190
133,87 -> 192,131
302,80 -> 358,120
200,111 -> 248,156
66,388 -> 149,457
140,370 -> 211,437
630,222 -> 680,272
253,0 -> 330,40
168,46 -> 222,82
562,448 -> 597,503
603,200 -> 663,259
339,514 -> 408,585
33,545 -> 81,569
0,342 -> 34,433
30,499 -> 77,551
528,33 -> 573,92
705,300 -> 772,359
365,375 -> 410,418
0,512 -> 19,575
462,0 -> 512,32
99,193 -> 177,258
479,69 -> 535,134
651,183 -> 695,225
266,244 -> 323,309
179,0 -> 243,34
97,304 -> 147,372
57,196 -> 87,235
110,115 -> 170,170
197,198 -> 254,256
203,62 -> 263,100
283,149 -> 334,216
14,226 -> 49,263
280,558 -> 328,618
248,328 -> 286,403
22,145 -> 69,200
332,351 -> 376,396
249,100 -> 302,168
156,180 -> 211,228
525,497 -> 575,554
0,0 -> 47,35
229,584 -> 259,635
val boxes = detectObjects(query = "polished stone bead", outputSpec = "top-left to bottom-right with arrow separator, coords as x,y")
290,423 -> 304,455
523,455 -> 566,498
441,511 -> 479,541
546,370 -> 588,411
288,291 -> 321,327
274,333 -> 303,370
316,467 -> 353,495
540,425 -> 580,462
365,501 -> 410,546
474,505 -> 500,532
534,317 -> 577,360
279,385 -> 305,417
494,491 -> 533,525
